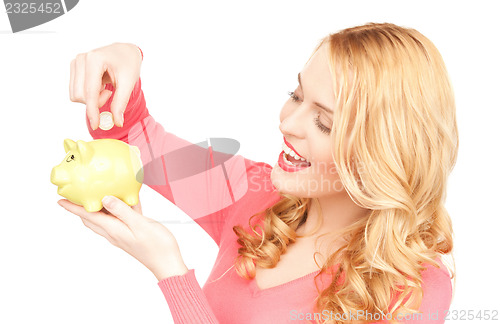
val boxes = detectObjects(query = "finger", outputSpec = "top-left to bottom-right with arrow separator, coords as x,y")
101,196 -> 141,227
79,215 -> 126,249
98,89 -> 113,108
73,53 -> 85,103
110,78 -> 135,127
79,216 -> 110,240
58,199 -> 106,222
84,53 -> 106,130
131,200 -> 142,214
69,59 -> 76,102
58,199 -> 130,238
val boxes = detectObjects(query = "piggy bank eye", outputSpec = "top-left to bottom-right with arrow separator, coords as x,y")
66,154 -> 75,162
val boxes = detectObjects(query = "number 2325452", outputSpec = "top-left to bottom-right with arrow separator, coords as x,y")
5,2 -> 62,14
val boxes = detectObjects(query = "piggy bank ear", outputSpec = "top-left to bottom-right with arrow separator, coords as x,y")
64,139 -> 76,153
76,140 -> 94,164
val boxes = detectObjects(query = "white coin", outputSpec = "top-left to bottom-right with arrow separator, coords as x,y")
99,111 -> 114,130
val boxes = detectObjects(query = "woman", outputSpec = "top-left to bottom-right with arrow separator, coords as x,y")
59,22 -> 458,323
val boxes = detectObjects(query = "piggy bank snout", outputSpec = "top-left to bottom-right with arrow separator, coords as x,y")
50,166 -> 69,186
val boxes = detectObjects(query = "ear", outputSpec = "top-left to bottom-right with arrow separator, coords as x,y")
64,139 -> 76,153
76,140 -> 94,164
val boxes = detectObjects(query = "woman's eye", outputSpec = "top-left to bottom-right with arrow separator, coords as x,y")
287,90 -> 300,102
314,115 -> 331,135
287,90 -> 331,134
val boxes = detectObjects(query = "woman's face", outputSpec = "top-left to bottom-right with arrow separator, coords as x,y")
271,43 -> 344,198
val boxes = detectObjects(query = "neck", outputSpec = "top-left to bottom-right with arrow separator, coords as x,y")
296,189 -> 369,239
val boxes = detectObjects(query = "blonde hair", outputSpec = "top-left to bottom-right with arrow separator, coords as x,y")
233,22 -> 458,323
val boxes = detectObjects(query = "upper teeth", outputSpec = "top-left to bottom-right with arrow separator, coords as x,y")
282,143 -> 307,162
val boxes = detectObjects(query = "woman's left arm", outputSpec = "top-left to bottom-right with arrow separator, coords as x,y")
58,196 -> 221,323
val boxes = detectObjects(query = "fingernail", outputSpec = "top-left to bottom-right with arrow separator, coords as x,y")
118,113 -> 124,127
102,196 -> 113,207
90,118 -> 98,130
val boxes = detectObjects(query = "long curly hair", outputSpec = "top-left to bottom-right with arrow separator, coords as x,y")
232,22 -> 458,323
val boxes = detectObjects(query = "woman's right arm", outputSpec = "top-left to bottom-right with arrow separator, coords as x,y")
70,43 -> 252,247
69,44 -> 280,324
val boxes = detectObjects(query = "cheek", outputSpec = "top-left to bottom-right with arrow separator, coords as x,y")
310,143 -> 340,177
311,161 -> 345,194
309,138 -> 334,164
312,160 -> 338,181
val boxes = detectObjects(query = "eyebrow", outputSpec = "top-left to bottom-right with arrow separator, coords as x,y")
298,72 -> 334,114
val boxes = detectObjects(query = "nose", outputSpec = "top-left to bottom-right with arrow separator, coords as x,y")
279,104 -> 308,139
50,167 -> 59,185
50,166 -> 68,186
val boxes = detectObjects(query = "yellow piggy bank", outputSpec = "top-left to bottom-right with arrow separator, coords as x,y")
51,138 -> 144,212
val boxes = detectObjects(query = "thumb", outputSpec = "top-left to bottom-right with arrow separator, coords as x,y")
98,89 -> 113,108
102,196 -> 139,226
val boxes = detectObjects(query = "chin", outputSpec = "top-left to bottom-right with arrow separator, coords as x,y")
271,163 -> 314,198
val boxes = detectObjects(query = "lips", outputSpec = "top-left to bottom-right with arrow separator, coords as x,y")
283,137 -> 308,161
277,137 -> 311,172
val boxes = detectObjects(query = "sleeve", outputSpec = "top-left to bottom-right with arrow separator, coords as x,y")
86,59 -> 264,248
157,269 -> 219,324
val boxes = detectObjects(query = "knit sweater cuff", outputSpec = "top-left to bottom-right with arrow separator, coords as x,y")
157,269 -> 219,323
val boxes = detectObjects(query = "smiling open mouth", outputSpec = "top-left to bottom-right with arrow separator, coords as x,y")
278,142 -> 311,172
282,143 -> 310,165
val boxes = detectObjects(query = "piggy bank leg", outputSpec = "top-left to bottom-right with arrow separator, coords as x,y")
83,200 -> 103,213
123,194 -> 139,207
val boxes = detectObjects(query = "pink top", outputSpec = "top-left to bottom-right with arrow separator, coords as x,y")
87,76 -> 453,324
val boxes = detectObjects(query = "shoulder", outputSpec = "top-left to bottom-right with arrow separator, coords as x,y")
395,256 -> 453,323
419,256 -> 453,310
421,256 -> 452,292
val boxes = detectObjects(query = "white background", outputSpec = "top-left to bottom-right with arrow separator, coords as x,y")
1,1 -> 499,323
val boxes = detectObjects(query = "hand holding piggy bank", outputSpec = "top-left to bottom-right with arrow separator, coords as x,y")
51,138 -> 143,212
